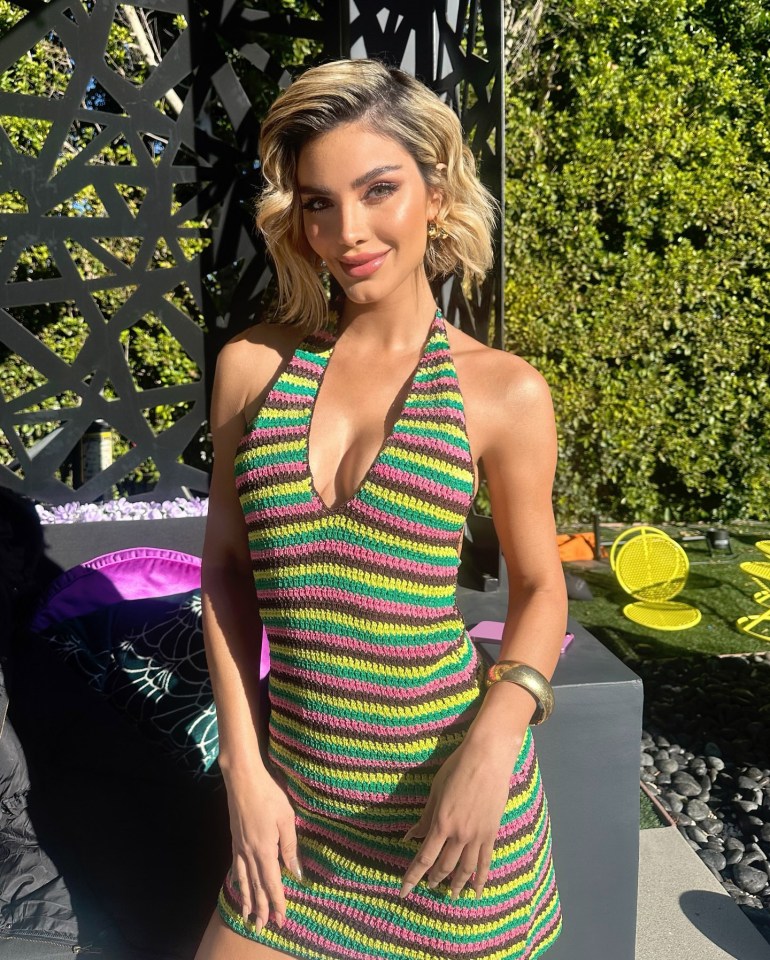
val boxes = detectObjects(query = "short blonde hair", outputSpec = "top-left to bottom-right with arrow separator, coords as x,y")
256,58 -> 497,331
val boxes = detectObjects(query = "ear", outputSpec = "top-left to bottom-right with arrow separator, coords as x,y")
426,163 -> 447,221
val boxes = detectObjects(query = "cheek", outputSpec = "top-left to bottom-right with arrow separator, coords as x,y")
302,217 -> 325,252
380,194 -> 431,244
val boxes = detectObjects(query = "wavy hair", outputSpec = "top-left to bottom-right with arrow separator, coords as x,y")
256,58 -> 497,331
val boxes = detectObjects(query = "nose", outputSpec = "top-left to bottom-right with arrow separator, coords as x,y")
336,199 -> 367,246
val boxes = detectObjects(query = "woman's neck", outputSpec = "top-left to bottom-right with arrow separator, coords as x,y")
336,272 -> 438,350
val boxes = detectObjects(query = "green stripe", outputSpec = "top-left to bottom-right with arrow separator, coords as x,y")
378,450 -> 473,492
269,680 -> 477,728
259,615 -> 464,645
240,489 -> 313,512
249,525 -> 461,567
254,573 -> 456,608
357,486 -> 461,531
235,448 -> 305,471
267,637 -> 474,687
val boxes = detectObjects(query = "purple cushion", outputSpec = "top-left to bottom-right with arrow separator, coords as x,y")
31,547 -> 201,633
31,546 -> 271,679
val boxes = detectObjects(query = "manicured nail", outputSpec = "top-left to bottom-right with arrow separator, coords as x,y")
399,882 -> 415,899
292,860 -> 304,882
427,878 -> 438,889
449,890 -> 458,900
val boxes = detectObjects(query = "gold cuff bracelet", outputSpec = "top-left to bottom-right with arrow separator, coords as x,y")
484,660 -> 555,725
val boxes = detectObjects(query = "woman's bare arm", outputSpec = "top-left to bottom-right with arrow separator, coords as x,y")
461,352 -> 567,755
202,333 -> 304,931
400,348 -> 566,900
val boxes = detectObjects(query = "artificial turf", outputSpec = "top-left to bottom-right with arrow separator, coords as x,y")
565,524 -> 770,663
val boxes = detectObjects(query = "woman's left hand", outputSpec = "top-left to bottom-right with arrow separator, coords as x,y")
399,735 -> 521,900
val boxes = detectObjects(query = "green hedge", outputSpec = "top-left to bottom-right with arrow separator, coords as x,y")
504,0 -> 770,525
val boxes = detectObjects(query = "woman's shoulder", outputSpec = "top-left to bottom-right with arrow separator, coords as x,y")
221,319 -> 310,361
445,324 -> 551,410
213,320 -> 313,422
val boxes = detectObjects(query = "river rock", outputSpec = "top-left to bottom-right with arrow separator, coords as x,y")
672,773 -> 702,797
734,864 -> 769,895
698,849 -> 726,872
685,799 -> 711,822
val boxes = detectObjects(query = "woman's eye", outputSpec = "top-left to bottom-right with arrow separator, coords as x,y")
301,197 -> 329,212
366,182 -> 398,201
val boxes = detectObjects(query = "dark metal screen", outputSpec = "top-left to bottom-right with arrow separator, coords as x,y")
0,0 -> 503,505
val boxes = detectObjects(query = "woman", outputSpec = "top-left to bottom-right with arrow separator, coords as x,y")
195,58 -> 566,960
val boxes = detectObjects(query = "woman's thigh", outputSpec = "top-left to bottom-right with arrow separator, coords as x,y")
194,908 -> 293,960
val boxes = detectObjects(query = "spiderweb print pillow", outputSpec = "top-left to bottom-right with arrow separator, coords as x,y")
46,589 -> 219,778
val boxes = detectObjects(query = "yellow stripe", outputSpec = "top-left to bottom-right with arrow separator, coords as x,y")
266,639 -> 470,680
269,672 -> 478,719
252,563 -> 455,599
262,606 -> 464,637
364,482 -> 466,524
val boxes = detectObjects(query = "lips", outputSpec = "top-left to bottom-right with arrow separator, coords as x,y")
338,250 -> 390,279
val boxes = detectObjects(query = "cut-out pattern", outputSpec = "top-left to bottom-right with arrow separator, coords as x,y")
0,1 -> 502,504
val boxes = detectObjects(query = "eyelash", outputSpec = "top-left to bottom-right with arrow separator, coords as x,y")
301,181 -> 398,212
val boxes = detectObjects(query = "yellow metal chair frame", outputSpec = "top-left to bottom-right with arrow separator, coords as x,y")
612,528 -> 701,631
736,561 -> 770,641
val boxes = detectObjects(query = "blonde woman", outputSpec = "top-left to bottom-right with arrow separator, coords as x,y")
195,58 -> 566,960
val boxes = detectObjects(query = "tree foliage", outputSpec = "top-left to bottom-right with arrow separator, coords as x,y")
505,0 -> 770,523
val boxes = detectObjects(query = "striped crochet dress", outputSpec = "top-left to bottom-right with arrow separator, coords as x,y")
217,307 -> 562,959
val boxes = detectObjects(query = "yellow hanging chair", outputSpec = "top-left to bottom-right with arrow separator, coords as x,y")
612,528 -> 701,631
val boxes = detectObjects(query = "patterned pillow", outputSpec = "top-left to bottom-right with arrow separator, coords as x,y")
47,589 -> 220,778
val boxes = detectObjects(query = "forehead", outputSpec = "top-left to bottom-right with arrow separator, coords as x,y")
296,121 -> 420,184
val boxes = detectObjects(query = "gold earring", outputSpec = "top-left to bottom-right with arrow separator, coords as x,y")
427,221 -> 448,241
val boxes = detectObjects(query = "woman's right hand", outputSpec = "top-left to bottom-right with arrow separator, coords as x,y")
224,766 -> 303,932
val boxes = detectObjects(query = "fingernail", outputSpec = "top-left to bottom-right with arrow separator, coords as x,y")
291,860 -> 303,882
255,919 -> 263,934
399,882 -> 415,899
449,889 -> 458,900
427,878 -> 438,889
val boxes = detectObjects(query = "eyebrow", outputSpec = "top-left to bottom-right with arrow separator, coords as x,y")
298,164 -> 402,196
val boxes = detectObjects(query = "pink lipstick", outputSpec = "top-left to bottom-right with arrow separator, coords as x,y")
338,250 -> 390,278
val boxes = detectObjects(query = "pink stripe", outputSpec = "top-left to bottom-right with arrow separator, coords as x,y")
285,858 -> 552,951
252,538 -> 456,579
270,723 -> 473,774
268,694 -> 465,739
292,356 -> 326,374
239,461 -> 305,484
396,432 -> 473,463
276,658 -> 478,700
268,390 -> 313,405
371,462 -> 471,504
265,627 -> 464,659
244,424 -> 306,438
351,499 -> 461,543
255,588 -> 452,620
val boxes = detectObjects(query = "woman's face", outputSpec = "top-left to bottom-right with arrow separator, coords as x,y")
296,120 -> 441,307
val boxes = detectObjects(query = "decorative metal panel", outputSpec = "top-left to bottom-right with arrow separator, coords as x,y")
0,0 -> 503,504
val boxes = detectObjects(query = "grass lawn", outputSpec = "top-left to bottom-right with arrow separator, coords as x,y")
565,524 -> 770,663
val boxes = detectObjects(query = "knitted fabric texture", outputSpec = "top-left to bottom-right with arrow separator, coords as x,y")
217,308 -> 562,959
